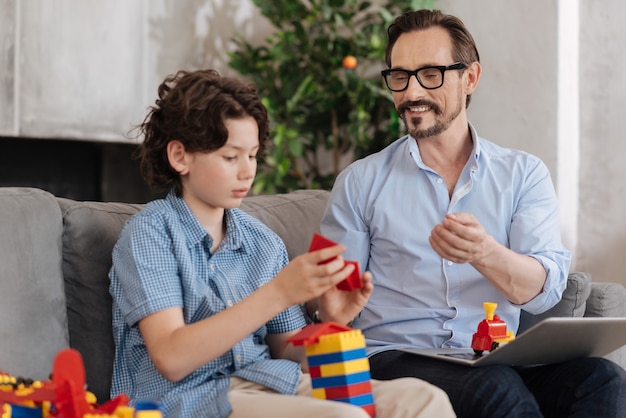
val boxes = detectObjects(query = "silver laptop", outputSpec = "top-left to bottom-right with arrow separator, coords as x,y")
398,317 -> 626,367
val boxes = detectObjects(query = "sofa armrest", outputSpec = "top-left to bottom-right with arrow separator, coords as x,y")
584,282 -> 626,318
518,272 -> 591,334
0,188 -> 69,380
585,282 -> 626,370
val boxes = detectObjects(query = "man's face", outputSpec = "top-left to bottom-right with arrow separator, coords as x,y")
389,27 -> 467,139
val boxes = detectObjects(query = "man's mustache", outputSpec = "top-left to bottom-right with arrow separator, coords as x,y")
397,100 -> 442,116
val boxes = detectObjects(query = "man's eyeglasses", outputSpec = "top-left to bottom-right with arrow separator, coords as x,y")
381,62 -> 467,92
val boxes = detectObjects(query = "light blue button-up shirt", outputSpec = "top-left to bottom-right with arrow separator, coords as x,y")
110,191 -> 305,417
321,125 -> 571,355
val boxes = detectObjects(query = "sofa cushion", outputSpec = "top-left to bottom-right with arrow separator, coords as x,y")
0,188 -> 69,380
58,198 -> 143,402
240,189 -> 330,260
518,272 -> 592,334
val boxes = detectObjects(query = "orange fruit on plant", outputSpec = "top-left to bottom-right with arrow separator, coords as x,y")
342,55 -> 357,69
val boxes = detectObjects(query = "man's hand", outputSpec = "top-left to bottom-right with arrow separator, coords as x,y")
430,212 -> 547,304
429,212 -> 495,264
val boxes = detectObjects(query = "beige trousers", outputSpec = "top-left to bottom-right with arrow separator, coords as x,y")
228,372 -> 455,418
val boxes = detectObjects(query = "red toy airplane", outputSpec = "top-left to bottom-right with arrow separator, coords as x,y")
0,348 -> 157,417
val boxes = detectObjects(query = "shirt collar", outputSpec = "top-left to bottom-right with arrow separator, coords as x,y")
407,122 -> 481,168
467,122 -> 481,163
166,190 -> 245,253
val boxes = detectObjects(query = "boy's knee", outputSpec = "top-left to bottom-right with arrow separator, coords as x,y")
372,377 -> 455,417
327,403 -> 371,418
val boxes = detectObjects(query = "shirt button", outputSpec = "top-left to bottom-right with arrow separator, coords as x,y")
227,300 -> 233,307
236,354 -> 242,362
210,264 -> 215,271
437,178 -> 443,184
447,260 -> 453,266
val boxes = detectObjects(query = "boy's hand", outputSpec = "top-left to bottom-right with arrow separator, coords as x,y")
317,271 -> 373,325
308,233 -> 362,291
272,245 -> 355,307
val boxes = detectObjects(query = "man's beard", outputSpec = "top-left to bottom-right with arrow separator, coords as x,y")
398,94 -> 463,139
406,117 -> 448,139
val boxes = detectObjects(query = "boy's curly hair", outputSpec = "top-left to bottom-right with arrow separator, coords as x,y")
134,69 -> 269,194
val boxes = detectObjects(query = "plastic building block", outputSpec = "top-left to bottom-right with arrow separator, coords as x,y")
310,370 -> 372,389
471,302 -> 516,355
0,348 -> 162,418
288,323 -> 376,417
304,330 -> 370,356
312,380 -> 373,400
306,348 -> 368,366
308,233 -> 362,291
288,322 -> 353,346
312,358 -> 371,377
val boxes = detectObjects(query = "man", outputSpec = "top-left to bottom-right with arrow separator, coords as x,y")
318,9 -> 626,417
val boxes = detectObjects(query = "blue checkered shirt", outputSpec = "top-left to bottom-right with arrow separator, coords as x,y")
109,190 -> 306,417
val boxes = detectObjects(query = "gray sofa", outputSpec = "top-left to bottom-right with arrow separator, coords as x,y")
1,187 -> 625,405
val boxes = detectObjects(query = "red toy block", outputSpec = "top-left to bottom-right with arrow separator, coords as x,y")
362,404 -> 376,417
308,233 -> 339,262
308,233 -> 362,291
287,322 -> 353,346
336,260 -> 361,291
309,365 -> 322,378
323,381 -> 373,398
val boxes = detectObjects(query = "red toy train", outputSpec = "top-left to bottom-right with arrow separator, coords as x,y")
471,302 -> 516,356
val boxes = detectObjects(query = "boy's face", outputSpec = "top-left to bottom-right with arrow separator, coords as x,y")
180,116 -> 259,213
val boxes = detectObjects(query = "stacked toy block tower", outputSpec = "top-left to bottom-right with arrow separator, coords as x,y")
288,323 -> 376,417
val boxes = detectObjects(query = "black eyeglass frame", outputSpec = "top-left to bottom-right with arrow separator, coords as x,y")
381,62 -> 467,92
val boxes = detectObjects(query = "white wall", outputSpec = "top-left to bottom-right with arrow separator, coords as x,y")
441,0 -> 626,286
577,0 -> 626,285
442,0 -> 559,170
1,0 -> 626,287
0,0 -> 272,142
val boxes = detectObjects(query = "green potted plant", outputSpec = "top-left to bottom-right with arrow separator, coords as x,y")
229,0 -> 435,194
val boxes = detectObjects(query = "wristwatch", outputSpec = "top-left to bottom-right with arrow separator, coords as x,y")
302,304 -> 356,327
312,309 -> 322,324
302,304 -> 322,324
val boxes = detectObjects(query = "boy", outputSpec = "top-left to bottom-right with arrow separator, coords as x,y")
109,69 -> 454,417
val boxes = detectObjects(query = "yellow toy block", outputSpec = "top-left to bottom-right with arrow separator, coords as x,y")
312,388 -> 327,400
136,412 -> 163,418
113,405 -> 136,418
317,358 -> 371,377
304,330 -> 366,356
